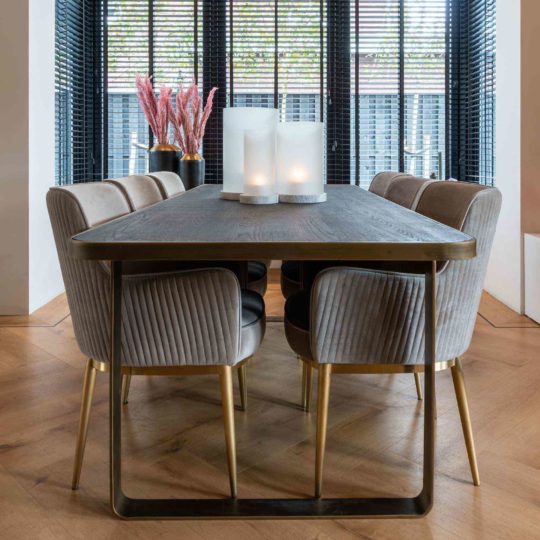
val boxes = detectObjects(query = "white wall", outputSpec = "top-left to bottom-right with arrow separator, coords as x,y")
29,0 -> 63,312
0,0 -> 63,315
484,0 -> 522,312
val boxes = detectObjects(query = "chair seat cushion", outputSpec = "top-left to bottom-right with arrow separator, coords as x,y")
240,289 -> 266,360
247,261 -> 268,296
281,261 -> 301,282
280,261 -> 302,299
242,289 -> 265,327
284,290 -> 312,360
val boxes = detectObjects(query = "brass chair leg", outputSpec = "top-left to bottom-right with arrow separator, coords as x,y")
237,364 -> 247,411
122,372 -> 132,405
219,366 -> 238,498
414,372 -> 423,400
315,364 -> 332,498
451,358 -> 480,486
72,358 -> 97,490
302,361 -> 314,412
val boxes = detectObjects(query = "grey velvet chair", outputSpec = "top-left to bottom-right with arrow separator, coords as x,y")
284,180 -> 501,497
284,173 -> 438,400
279,172 -> 436,301
47,181 -> 266,498
144,172 -> 269,298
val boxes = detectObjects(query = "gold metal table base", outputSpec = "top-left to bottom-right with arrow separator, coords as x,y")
109,261 -> 436,519
111,495 -> 431,519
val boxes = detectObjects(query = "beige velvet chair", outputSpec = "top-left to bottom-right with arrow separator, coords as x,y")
284,180 -> 501,497
47,181 -> 266,498
105,174 -> 164,210
147,170 -> 186,198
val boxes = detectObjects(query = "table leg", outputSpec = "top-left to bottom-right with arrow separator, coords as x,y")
110,261 -> 124,516
108,260 -> 436,519
420,260 -> 436,512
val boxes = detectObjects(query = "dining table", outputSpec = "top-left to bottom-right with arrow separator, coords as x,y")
71,184 -> 476,520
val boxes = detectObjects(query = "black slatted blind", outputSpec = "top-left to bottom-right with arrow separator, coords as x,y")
278,1 -> 324,124
55,0 -> 104,184
222,0 -> 325,183
403,0 -> 446,180
153,1 -> 201,87
349,0 -> 446,188
55,0 -> 496,187
202,0 -> 227,183
327,1 -> 350,183
106,0 -> 149,176
106,0 -> 201,178
351,0 -> 400,187
448,0 -> 495,185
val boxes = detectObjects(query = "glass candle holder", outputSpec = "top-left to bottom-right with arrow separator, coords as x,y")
239,128 -> 278,205
222,107 -> 279,200
277,121 -> 326,203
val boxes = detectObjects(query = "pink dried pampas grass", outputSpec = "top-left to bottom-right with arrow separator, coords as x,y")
135,75 -> 174,146
171,83 -> 218,155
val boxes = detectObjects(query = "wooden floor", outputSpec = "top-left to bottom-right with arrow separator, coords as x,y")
1,282 -> 540,539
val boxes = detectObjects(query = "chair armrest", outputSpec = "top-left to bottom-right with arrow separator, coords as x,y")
311,267 -> 425,365
119,268 -> 242,367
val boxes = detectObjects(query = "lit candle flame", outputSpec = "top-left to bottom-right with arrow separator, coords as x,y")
290,166 -> 308,183
251,174 -> 266,186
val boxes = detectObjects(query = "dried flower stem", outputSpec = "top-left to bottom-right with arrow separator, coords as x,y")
171,82 -> 218,155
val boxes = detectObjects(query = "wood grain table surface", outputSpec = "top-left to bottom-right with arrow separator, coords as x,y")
71,185 -> 475,262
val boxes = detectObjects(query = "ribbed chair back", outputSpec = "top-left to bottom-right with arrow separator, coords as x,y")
147,171 -> 185,198
369,171 -> 437,210
47,181 -> 244,367
368,171 -> 409,197
311,181 -> 502,365
105,175 -> 163,210
47,183 -> 130,362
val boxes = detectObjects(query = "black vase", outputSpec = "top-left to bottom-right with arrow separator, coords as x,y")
148,145 -> 181,174
179,155 -> 205,190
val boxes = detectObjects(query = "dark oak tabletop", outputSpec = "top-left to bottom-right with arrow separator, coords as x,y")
70,185 -> 475,261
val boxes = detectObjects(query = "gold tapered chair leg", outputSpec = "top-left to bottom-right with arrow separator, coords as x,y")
237,364 -> 247,411
451,358 -> 480,486
414,372 -> 423,400
315,364 -> 332,498
122,372 -> 132,405
72,358 -> 97,490
219,366 -> 238,498
302,361 -> 314,412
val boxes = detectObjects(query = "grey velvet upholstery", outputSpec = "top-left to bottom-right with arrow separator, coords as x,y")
285,181 -> 502,365
280,261 -> 302,300
280,174 -> 436,299
246,261 -> 268,296
47,183 -> 265,368
52,182 -> 131,227
147,171 -> 186,199
105,174 -> 164,210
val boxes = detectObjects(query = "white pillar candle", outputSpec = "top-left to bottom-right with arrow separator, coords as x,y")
277,122 -> 326,203
243,128 -> 276,196
222,107 -> 279,199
